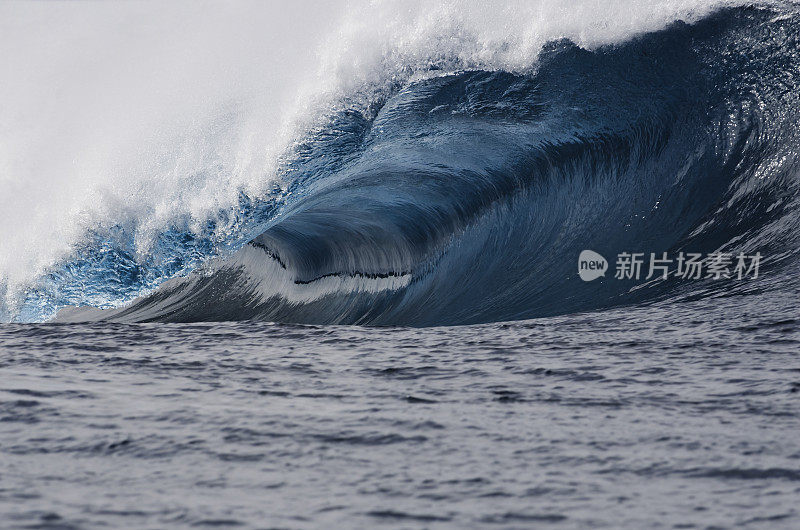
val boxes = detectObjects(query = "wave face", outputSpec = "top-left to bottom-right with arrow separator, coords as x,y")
5,3 -> 800,325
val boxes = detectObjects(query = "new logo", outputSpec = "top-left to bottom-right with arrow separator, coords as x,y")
578,250 -> 608,282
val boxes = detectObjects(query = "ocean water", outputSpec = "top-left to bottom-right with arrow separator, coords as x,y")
2,0 -> 800,528
1,291 -> 799,528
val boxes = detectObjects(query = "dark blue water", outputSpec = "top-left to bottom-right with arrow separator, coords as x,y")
3,4 -> 800,529
1,291 -> 799,528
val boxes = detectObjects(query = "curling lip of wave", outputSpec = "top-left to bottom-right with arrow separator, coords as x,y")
0,0 -> 755,322
26,3 -> 800,324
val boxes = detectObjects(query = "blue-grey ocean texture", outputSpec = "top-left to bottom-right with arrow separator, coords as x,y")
3,3 -> 800,529
1,290 -> 799,529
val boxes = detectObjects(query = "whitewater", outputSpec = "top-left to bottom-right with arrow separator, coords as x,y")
1,1 -> 799,528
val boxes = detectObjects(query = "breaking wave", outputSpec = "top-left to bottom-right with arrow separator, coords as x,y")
2,1 -> 799,325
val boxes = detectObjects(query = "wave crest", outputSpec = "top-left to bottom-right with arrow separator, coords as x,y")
50,5 -> 800,325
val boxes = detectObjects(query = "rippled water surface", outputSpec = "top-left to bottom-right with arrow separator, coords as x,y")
1,290 -> 798,529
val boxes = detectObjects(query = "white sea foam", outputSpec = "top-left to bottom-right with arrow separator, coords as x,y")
0,0 -> 748,316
